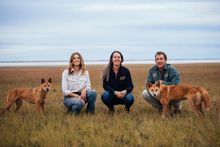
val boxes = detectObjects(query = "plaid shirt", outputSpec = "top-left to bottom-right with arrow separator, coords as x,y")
147,64 -> 180,85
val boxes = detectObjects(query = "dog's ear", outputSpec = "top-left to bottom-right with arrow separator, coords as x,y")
155,81 -> 160,87
48,78 -> 52,83
146,82 -> 152,88
41,78 -> 45,84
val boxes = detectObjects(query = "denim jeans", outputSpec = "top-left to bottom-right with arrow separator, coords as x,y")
63,89 -> 96,114
142,89 -> 182,111
101,90 -> 134,111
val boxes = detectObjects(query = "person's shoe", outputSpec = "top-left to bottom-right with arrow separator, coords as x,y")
67,108 -> 71,114
170,101 -> 182,114
173,104 -> 182,114
125,106 -> 130,113
157,108 -> 162,113
173,108 -> 181,114
108,108 -> 115,115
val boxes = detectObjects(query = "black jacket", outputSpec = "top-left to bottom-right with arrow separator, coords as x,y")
103,66 -> 134,95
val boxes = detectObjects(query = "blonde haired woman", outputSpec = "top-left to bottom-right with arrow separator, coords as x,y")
62,52 -> 96,115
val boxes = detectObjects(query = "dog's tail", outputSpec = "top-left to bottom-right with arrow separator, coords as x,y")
6,91 -> 11,104
4,89 -> 17,111
0,92 -> 10,116
198,87 -> 211,111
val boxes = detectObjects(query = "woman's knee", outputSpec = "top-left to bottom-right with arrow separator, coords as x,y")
63,98 -> 73,108
101,91 -> 111,101
71,101 -> 84,110
77,101 -> 85,109
87,89 -> 97,101
64,98 -> 84,109
125,93 -> 134,104
87,89 -> 96,96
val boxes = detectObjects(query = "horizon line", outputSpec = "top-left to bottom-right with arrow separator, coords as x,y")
1,58 -> 220,63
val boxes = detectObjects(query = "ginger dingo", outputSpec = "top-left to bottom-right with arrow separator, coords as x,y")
0,78 -> 52,115
147,81 -> 211,118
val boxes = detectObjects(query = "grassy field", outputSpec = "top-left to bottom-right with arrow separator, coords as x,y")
0,64 -> 220,146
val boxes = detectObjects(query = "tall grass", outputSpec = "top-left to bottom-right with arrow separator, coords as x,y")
0,64 -> 220,146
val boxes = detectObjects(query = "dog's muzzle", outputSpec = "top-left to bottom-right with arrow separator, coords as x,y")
44,88 -> 50,92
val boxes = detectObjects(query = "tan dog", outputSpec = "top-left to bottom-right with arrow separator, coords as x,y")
0,78 -> 52,115
147,81 -> 211,118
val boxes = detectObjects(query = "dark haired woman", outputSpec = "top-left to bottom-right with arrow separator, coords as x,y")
62,52 -> 96,115
101,51 -> 134,113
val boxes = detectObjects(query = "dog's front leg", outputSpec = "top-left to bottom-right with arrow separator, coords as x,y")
162,104 -> 169,119
36,101 -> 44,114
160,97 -> 169,119
41,102 -> 45,114
0,108 -> 5,116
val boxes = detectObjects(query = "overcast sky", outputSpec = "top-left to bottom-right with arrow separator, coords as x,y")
0,0 -> 220,61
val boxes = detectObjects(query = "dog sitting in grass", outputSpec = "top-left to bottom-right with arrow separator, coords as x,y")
0,78 -> 52,115
147,81 -> 211,118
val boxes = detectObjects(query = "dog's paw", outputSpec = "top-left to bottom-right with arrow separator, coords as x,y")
0,108 -> 5,116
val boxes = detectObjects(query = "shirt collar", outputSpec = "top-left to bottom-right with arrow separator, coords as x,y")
71,68 -> 82,75
156,64 -> 168,71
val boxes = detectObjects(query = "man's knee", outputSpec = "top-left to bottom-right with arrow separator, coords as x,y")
142,90 -> 151,100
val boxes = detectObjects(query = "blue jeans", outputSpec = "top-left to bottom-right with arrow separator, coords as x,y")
63,89 -> 96,114
101,90 -> 134,111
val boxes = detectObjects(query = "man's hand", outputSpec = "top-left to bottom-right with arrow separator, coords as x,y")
158,80 -> 164,84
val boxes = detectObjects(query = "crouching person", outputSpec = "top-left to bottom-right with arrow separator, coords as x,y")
101,51 -> 134,114
62,52 -> 96,115
142,51 -> 182,113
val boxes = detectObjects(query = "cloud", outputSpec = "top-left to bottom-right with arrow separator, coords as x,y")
0,0 -> 220,61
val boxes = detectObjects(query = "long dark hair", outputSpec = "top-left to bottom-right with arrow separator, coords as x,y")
68,52 -> 86,74
102,50 -> 124,81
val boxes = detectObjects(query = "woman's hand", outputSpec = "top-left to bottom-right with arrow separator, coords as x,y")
81,88 -> 87,102
121,90 -> 127,97
114,90 -> 127,99
78,96 -> 86,105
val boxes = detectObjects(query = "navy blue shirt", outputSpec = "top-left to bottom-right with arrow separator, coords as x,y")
103,66 -> 134,95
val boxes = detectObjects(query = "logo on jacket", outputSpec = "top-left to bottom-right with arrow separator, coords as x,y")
120,76 -> 126,80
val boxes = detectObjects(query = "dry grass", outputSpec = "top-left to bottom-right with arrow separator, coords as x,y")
0,64 -> 220,146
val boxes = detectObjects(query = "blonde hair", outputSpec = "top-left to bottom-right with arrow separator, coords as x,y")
68,52 -> 86,74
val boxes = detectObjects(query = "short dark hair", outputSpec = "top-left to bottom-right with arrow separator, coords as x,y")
155,51 -> 167,61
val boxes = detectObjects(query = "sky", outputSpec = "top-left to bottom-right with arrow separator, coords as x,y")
0,0 -> 220,62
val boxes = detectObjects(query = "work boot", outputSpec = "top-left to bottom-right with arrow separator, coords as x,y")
125,106 -> 130,113
108,108 -> 115,115
173,102 -> 182,114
